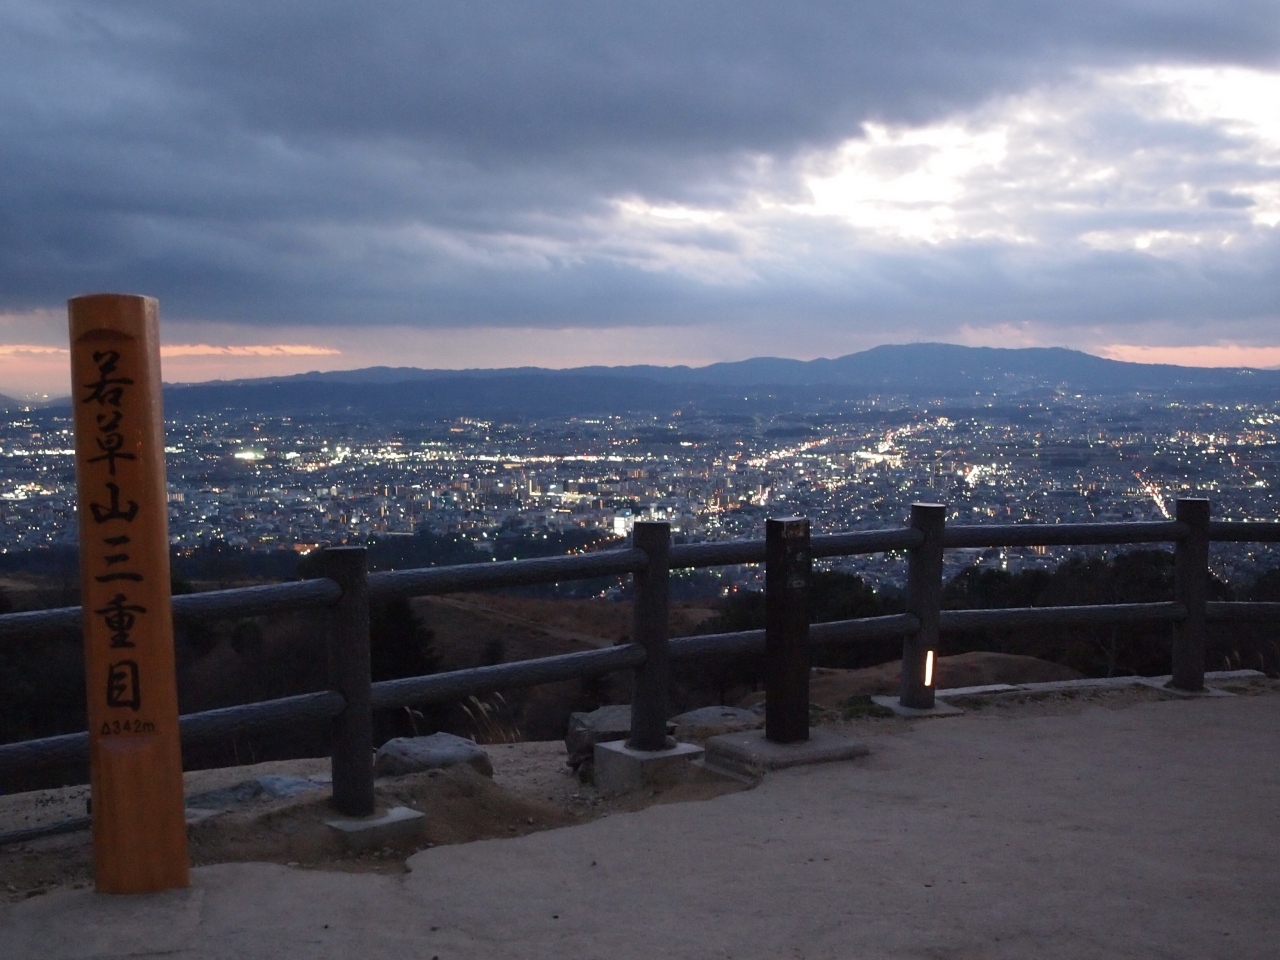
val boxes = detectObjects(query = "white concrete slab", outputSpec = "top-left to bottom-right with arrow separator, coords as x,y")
936,683 -> 1020,697
870,695 -> 965,718
1013,676 -> 1146,693
325,805 -> 425,851
1134,676 -> 1234,697
1205,669 -> 1267,681
704,728 -> 869,777
593,740 -> 704,794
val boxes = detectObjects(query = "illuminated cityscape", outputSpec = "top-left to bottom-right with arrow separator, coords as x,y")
4,393 -> 1278,589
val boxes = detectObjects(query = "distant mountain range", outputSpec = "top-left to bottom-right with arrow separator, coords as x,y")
227,343 -> 1280,390
37,343 -> 1280,418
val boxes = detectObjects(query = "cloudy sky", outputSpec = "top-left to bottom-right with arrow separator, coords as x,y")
2,1 -> 1278,396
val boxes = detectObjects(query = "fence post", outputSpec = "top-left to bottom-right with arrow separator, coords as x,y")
629,521 -> 672,751
1171,498 -> 1210,691
765,517 -> 811,743
319,546 -> 374,816
902,503 -> 945,709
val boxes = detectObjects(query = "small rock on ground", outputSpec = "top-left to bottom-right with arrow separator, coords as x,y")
375,733 -> 493,778
670,706 -> 762,740
564,705 -> 634,769
186,776 -> 324,810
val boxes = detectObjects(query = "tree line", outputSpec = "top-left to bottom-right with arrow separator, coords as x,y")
686,549 -> 1279,697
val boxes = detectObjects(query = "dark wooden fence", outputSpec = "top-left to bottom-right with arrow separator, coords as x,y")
2,497 -> 1278,822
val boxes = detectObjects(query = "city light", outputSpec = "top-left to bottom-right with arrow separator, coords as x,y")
0,391 -> 1275,589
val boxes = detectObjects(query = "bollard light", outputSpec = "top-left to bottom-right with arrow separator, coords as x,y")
901,502 -> 943,710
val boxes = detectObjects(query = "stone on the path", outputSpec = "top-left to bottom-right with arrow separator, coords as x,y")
564,705 -> 634,770
186,781 -> 263,810
670,706 -> 762,740
185,775 -> 323,811
375,733 -> 493,778
256,775 -> 327,799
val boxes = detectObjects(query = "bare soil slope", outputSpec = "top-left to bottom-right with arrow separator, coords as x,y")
762,652 -> 1084,708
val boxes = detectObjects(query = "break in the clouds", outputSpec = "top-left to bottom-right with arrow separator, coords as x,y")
1,0 -> 1278,383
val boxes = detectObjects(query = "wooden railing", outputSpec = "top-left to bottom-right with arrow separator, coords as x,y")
2,497 -> 1277,827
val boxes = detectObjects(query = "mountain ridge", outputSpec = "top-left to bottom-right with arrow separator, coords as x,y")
32,343 -> 1280,417
164,342 -> 1279,391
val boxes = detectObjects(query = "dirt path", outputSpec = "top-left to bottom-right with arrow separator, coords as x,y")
4,684 -> 1279,959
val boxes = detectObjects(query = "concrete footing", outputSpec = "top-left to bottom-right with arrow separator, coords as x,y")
936,683 -> 1020,697
1134,677 -> 1234,698
593,739 -> 705,794
326,806 -> 425,851
931,670 -> 1263,702
870,696 -> 965,718
703,728 -> 868,779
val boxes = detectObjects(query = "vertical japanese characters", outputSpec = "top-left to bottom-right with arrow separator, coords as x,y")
82,349 -> 151,724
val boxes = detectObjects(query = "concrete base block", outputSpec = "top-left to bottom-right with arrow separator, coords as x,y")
938,683 -> 1020,698
917,671 -> 1265,704
870,696 -> 965,718
1135,676 -> 1234,698
704,728 -> 868,778
326,805 -> 425,851
593,739 -> 704,795
1205,669 -> 1266,681
1031,676 -> 1151,694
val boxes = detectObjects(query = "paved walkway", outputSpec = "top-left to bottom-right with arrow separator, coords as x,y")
5,693 -> 1279,959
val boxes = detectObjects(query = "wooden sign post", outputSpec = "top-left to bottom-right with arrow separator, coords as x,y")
70,294 -> 189,893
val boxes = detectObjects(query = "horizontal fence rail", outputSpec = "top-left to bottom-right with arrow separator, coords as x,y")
175,578 -> 344,622
0,578 -> 343,644
371,612 -> 931,712
368,548 -> 649,601
1207,521 -> 1280,542
2,595 -> 1261,777
1207,601 -> 1280,621
810,528 -> 926,558
939,602 -> 1187,631
941,520 -> 1188,549
664,613 -> 927,662
0,606 -> 82,644
0,731 -> 89,776
3,503 -> 1279,833
0,690 -> 346,778
7,518 -> 1280,644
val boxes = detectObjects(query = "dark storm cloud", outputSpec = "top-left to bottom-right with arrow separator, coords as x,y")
122,1 -> 1280,159
0,1 -> 1277,330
